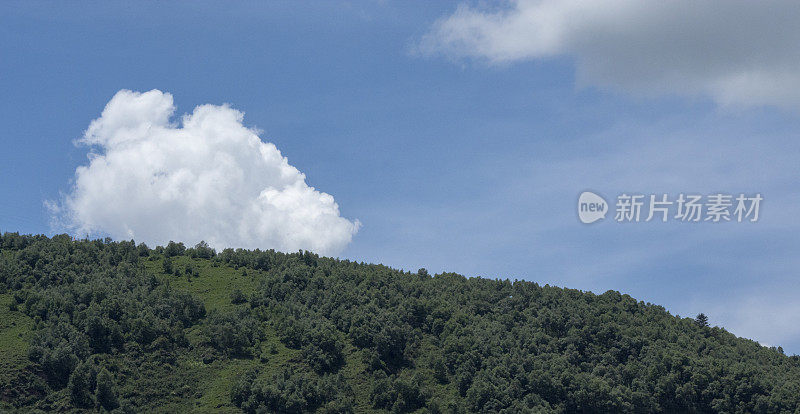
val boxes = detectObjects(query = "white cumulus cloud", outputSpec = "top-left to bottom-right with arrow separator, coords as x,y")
418,0 -> 800,110
52,89 -> 360,256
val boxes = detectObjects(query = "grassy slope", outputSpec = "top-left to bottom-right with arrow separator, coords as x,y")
0,292 -> 39,410
0,293 -> 33,380
0,248 -> 38,407
141,256 -> 455,413
143,256 -> 267,413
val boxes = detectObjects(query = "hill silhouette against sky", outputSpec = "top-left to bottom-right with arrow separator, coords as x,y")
1,233 -> 799,413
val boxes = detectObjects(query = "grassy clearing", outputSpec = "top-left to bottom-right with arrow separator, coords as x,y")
0,293 -> 33,379
145,256 -> 260,312
142,257 -> 303,412
340,345 -> 375,412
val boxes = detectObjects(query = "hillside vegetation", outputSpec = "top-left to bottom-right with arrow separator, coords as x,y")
1,233 -> 799,413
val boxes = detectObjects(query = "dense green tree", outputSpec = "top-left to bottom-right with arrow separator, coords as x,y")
202,309 -> 261,357
189,240 -> 216,259
68,360 -> 97,408
95,367 -> 119,411
230,288 -> 247,304
162,256 -> 174,274
231,368 -> 353,414
164,241 -> 186,257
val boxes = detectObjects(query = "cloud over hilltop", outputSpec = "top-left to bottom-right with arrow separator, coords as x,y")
52,89 -> 360,255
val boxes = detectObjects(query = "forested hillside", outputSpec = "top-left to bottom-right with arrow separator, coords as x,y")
1,233 -> 799,413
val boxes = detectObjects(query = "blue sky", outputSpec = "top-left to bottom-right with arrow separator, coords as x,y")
2,1 -> 799,353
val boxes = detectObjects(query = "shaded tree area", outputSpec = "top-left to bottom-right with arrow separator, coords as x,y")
2,233 -> 800,413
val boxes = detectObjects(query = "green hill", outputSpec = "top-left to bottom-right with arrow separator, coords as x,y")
1,233 -> 798,413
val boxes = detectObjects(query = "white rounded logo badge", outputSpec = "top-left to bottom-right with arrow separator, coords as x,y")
578,191 -> 608,224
